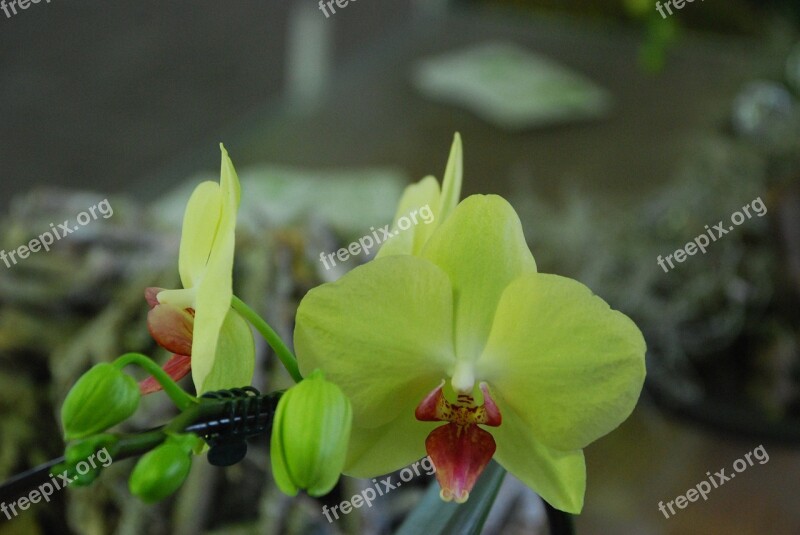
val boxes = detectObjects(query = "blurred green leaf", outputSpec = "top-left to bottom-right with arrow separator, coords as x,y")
395,460 -> 505,535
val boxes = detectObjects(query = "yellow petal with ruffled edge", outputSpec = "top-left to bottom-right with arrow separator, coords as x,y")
343,404 -> 438,477
478,273 -> 646,452
421,195 -> 537,384
489,389 -> 587,513
295,255 -> 455,429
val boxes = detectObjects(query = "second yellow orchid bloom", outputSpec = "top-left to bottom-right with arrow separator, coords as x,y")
144,145 -> 255,394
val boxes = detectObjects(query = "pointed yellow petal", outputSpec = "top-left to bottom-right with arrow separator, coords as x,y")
189,147 -> 243,392
178,181 -> 222,288
219,143 -> 242,208
438,133 -> 463,223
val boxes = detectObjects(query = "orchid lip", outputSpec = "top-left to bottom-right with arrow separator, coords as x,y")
415,381 -> 501,503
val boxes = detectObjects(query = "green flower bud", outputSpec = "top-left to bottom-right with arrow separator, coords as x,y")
129,443 -> 192,503
270,370 -> 352,497
61,363 -> 140,441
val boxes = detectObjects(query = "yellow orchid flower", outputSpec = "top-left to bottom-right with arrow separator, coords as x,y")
294,137 -> 646,513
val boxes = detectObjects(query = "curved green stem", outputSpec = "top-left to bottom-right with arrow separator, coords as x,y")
112,430 -> 167,460
231,296 -> 303,383
113,353 -> 198,410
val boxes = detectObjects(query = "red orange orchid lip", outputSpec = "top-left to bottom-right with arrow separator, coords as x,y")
141,286 -> 195,394
416,382 -> 501,502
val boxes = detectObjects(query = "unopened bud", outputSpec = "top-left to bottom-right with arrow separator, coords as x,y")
270,370 -> 352,497
61,363 -> 140,441
129,442 -> 193,503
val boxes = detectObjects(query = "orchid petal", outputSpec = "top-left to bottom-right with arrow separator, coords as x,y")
344,407 -> 438,477
144,287 -> 164,309
422,195 -> 536,366
438,133 -> 463,223
376,134 -> 463,259
295,255 -> 455,429
155,287 -> 196,310
139,354 -> 192,395
147,303 -> 194,356
199,309 -> 255,393
425,423 -> 496,503
219,143 -> 242,207
478,273 -> 646,451
488,389 -> 586,514
178,181 -> 222,289
376,176 -> 441,258
189,146 -> 243,393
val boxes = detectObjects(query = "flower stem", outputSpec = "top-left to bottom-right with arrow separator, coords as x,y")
231,296 -> 303,383
112,429 -> 167,459
113,353 -> 198,410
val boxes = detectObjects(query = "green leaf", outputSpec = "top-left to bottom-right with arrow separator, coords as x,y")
395,460 -> 505,535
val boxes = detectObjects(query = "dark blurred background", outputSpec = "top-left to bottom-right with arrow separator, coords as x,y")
2,1 -> 800,535
0,0 -> 797,204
